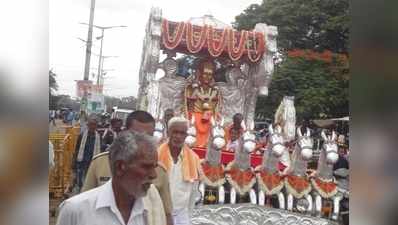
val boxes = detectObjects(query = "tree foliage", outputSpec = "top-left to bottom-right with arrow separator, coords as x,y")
49,70 -> 59,110
256,51 -> 349,121
234,0 -> 349,54
235,0 -> 349,121
56,95 -> 81,111
49,70 -> 58,93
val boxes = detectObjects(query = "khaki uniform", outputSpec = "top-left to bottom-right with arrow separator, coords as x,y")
81,152 -> 173,217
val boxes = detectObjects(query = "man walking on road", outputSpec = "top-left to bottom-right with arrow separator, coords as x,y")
57,131 -> 166,225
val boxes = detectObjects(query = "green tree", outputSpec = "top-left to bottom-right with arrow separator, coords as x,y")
56,95 -> 81,111
256,53 -> 349,121
234,0 -> 349,54
235,0 -> 349,121
49,70 -> 59,110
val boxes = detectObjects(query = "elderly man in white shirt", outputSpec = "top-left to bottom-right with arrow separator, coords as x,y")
158,117 -> 201,225
56,131 -> 166,225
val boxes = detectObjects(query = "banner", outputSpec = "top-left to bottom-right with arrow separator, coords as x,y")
76,80 -> 93,98
76,80 -> 103,97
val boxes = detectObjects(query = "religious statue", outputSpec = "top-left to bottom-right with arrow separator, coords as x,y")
184,60 -> 221,148
216,63 -> 247,125
147,57 -> 187,119
158,57 -> 186,116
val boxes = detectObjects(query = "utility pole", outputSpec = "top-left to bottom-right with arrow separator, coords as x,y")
79,21 -> 125,114
96,29 -> 104,86
80,0 -> 96,122
99,55 -> 118,86
83,0 -> 96,80
80,23 -> 126,87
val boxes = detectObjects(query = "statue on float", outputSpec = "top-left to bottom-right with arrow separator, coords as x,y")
275,96 -> 296,142
216,63 -> 247,125
225,122 -> 257,204
198,117 -> 226,204
184,59 -> 221,148
255,124 -> 286,209
284,127 -> 314,213
312,130 -> 341,220
148,57 -> 187,120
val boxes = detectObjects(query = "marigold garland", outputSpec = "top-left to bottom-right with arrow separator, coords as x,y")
207,26 -> 227,57
162,19 -> 265,62
162,19 -> 185,50
227,29 -> 248,61
186,23 -> 208,53
247,32 -> 265,63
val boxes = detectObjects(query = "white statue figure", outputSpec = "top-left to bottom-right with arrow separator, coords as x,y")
239,24 -> 278,125
275,96 -> 296,142
311,130 -> 341,220
138,7 -> 162,110
157,57 -> 187,117
250,23 -> 278,96
198,117 -> 226,204
216,64 -> 247,125
184,116 -> 197,148
285,127 -> 314,213
146,75 -> 160,118
226,121 -> 257,204
256,124 -> 286,209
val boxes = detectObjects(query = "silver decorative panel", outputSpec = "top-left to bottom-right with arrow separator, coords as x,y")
191,204 -> 337,225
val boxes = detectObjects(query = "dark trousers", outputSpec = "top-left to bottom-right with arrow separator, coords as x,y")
75,163 -> 89,192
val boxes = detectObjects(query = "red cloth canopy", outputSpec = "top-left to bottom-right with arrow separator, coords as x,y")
161,19 -> 265,63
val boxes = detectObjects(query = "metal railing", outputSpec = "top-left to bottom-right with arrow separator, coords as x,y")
49,126 -> 80,198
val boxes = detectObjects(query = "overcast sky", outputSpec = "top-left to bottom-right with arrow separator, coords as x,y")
50,0 -> 261,98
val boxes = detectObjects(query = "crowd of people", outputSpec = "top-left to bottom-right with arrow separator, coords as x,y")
49,109 -> 80,126
54,108 -> 349,225
56,109 -> 199,225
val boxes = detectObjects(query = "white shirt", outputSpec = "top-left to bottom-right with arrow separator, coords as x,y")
56,180 -> 146,225
169,153 -> 194,212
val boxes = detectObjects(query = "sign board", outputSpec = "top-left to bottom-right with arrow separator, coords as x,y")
87,92 -> 105,113
76,80 -> 93,98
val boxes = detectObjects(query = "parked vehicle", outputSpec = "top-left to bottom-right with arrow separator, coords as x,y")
111,107 -> 134,127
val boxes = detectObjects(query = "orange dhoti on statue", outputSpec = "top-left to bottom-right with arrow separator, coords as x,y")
193,111 -> 212,148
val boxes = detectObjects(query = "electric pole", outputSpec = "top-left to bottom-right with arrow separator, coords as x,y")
98,55 -> 118,87
83,0 -> 96,80
96,29 -> 104,86
80,23 -> 126,86
80,0 -> 95,127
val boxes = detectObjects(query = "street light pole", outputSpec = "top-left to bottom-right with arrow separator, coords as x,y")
96,29 -> 104,86
79,22 -> 125,113
79,23 -> 126,87
80,0 -> 95,124
83,0 -> 96,81
100,56 -> 118,86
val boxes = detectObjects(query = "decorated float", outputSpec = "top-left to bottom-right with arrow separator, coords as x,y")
138,7 -> 277,163
137,7 -> 344,225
